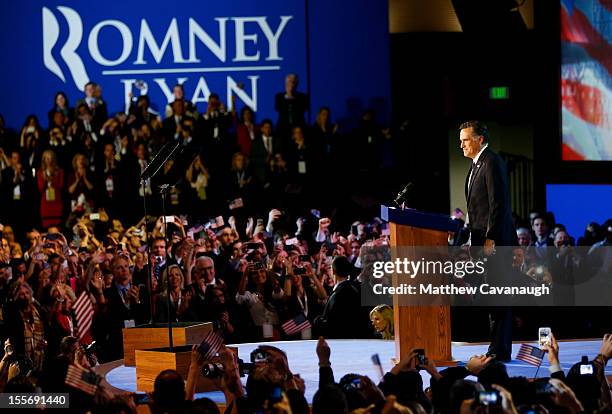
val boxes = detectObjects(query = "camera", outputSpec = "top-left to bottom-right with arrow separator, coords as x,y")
538,327 -> 551,348
477,390 -> 500,406
293,267 -> 307,276
580,355 -> 593,375
414,349 -> 426,366
201,362 -> 225,378
83,341 -> 98,355
298,255 -> 311,263
238,359 -> 255,377
249,262 -> 264,271
133,393 -> 150,405
534,380 -> 553,395
250,349 -> 269,363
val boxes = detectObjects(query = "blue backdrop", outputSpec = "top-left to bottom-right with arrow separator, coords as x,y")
546,184 -> 612,238
0,0 -> 390,131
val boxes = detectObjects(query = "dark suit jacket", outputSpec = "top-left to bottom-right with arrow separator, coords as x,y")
465,147 -> 517,246
95,285 -> 149,362
274,92 -> 309,133
250,135 -> 283,185
315,280 -> 369,339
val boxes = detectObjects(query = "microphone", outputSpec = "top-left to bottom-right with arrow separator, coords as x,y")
394,182 -> 414,206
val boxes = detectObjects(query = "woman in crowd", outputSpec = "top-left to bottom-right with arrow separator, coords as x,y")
203,285 -> 235,342
185,153 -> 210,220
369,304 -> 394,340
155,264 -> 193,323
36,149 -> 64,228
235,106 -> 257,156
47,92 -> 73,130
67,153 -> 94,214
19,115 -> 45,149
281,257 -> 328,339
236,261 -> 284,340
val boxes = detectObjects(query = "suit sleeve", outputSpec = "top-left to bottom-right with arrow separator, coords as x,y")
484,157 -> 509,242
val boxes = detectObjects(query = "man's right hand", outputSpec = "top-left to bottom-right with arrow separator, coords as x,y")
316,336 -> 331,366
599,333 -> 612,363
542,332 -> 560,365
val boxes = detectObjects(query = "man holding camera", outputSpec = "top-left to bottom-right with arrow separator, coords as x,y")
460,121 -> 517,361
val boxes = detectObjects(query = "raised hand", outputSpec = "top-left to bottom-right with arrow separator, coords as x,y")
316,336 -> 331,366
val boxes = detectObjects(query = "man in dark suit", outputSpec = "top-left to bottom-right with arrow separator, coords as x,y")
314,256 -> 370,339
251,119 -> 283,187
274,73 -> 309,139
95,255 -> 149,362
460,120 -> 517,361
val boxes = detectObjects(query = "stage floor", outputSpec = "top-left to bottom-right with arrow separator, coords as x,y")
105,339 -> 612,404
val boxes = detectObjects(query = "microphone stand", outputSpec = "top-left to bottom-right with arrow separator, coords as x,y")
139,140 -> 183,351
159,184 -> 174,351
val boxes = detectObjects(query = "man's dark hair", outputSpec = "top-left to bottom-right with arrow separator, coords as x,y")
191,397 -> 221,414
261,119 -> 274,129
449,379 -> 484,414
153,236 -> 167,246
313,385 -> 348,414
459,120 -> 489,143
209,93 -> 220,100
332,256 -> 353,279
153,369 -> 185,408
477,360 -> 509,389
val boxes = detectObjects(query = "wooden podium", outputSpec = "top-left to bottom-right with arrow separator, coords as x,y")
122,322 -> 212,366
381,205 -> 461,365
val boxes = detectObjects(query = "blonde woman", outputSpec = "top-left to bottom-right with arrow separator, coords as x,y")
36,150 -> 64,228
155,265 -> 193,322
370,304 -> 394,340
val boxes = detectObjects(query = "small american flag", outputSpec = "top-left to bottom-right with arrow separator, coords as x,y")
74,291 -> 94,342
65,364 -> 100,395
198,331 -> 224,360
281,313 -> 312,336
516,344 -> 545,366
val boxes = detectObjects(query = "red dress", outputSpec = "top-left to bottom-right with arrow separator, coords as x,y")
236,123 -> 257,156
37,168 -> 65,228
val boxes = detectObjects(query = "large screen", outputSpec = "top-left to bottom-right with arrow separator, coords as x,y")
561,0 -> 612,161
0,0 -> 390,129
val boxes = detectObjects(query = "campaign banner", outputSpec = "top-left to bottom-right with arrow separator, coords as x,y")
0,0 -> 390,130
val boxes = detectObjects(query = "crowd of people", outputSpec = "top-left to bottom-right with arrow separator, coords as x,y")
0,77 -> 611,413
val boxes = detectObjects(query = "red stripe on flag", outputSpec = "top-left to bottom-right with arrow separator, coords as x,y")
74,292 -> 94,341
561,79 -> 605,127
562,143 -> 586,160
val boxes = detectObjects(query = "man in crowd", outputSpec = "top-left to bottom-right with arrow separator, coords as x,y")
315,256 -> 370,339
96,255 -> 149,362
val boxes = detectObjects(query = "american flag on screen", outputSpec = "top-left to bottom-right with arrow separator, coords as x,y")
74,291 -> 94,342
198,331 -> 224,360
561,0 -> 612,161
281,313 -> 312,336
65,364 -> 100,395
516,343 -> 545,366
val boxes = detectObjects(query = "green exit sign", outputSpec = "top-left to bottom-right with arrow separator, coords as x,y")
489,86 -> 510,100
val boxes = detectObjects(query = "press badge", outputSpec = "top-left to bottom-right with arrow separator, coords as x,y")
298,161 -> 307,174
263,323 -> 273,338
46,187 -> 56,201
13,185 -> 21,200
105,177 -> 114,192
